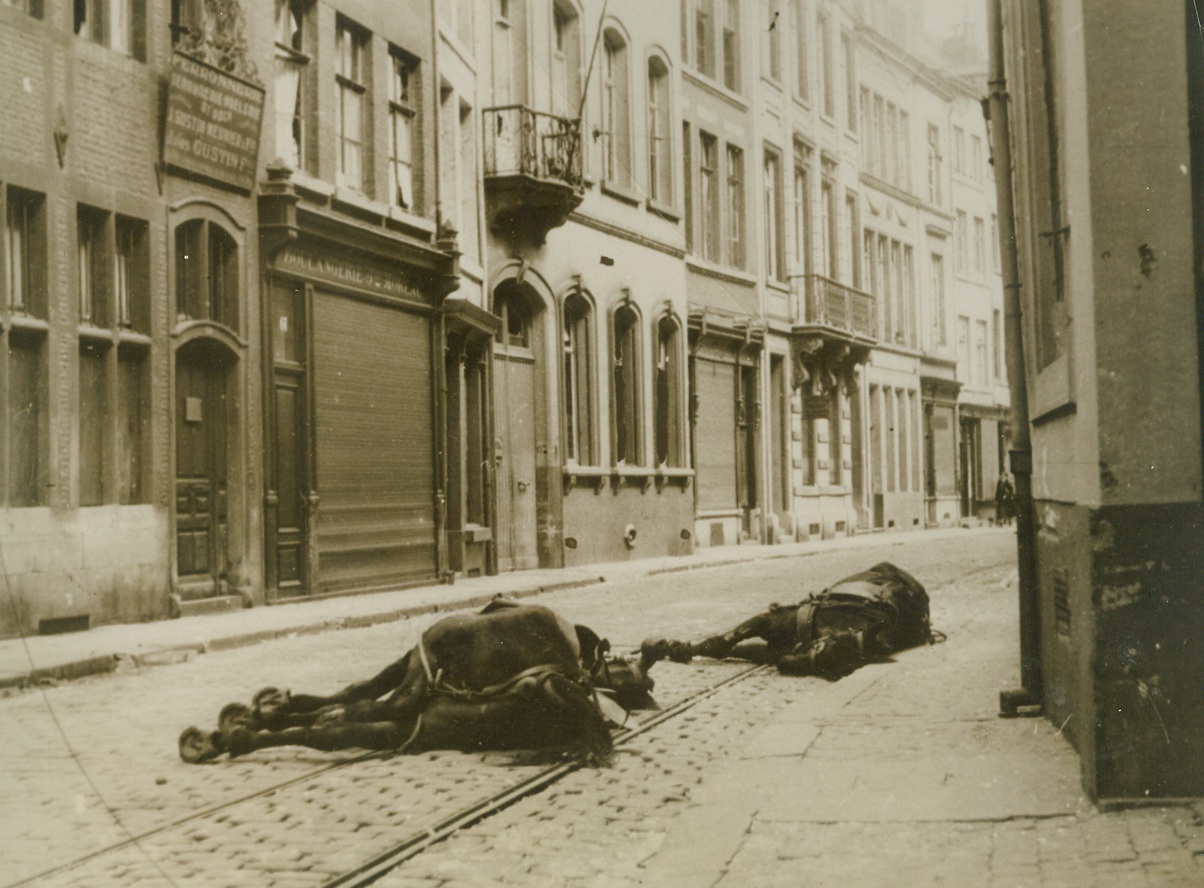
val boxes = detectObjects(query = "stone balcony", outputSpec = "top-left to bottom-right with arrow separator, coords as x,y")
789,274 -> 878,396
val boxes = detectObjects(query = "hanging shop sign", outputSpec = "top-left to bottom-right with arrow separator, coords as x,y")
164,51 -> 265,191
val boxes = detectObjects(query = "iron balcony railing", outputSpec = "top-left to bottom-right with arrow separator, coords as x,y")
792,274 -> 877,339
483,105 -> 583,190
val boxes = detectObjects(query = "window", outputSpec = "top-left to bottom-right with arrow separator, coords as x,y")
726,145 -> 745,267
957,315 -> 971,379
647,57 -> 672,204
3,186 -> 48,507
77,208 -> 151,506
388,51 -> 416,211
817,11 -> 833,118
842,32 -> 856,132
792,148 -> 811,277
821,161 -> 837,277
699,131 -> 720,261
602,31 -> 632,188
551,2 -> 581,116
874,96 -> 885,176
955,210 -> 968,274
176,219 -> 239,333
931,252 -> 947,345
494,287 -> 530,349
902,245 -> 914,346
683,122 -> 694,252
845,192 -> 859,287
828,389 -> 841,485
794,0 -> 808,99
764,150 -> 785,282
563,292 -> 595,465
695,0 -> 715,78
899,111 -> 911,192
974,216 -> 985,274
953,125 -> 965,175
612,304 -> 641,465
927,124 -> 942,204
765,1 -> 781,82
274,0 -> 308,170
654,315 -> 683,467
993,309 -> 1003,380
336,20 -> 368,191
6,0 -> 44,18
971,134 -> 983,181
723,0 -> 740,91
975,319 -> 988,386
458,99 -> 479,261
77,0 -> 146,60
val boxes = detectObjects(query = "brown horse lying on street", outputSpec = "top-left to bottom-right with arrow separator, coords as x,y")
639,562 -> 940,681
179,599 -> 657,764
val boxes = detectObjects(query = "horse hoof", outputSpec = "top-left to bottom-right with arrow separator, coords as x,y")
252,687 -> 291,722
179,726 -> 224,764
218,702 -> 252,734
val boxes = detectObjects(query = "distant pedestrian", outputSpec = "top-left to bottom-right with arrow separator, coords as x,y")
995,472 -> 1015,526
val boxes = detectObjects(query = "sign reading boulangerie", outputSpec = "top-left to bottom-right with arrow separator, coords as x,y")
164,51 -> 265,191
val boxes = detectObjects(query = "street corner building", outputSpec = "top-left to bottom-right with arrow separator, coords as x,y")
994,0 -> 1204,800
2,2 -> 1015,652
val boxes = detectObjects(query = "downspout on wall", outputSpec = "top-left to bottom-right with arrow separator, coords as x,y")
986,0 -> 1042,716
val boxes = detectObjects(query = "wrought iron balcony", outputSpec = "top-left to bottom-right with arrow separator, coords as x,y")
792,274 -> 878,341
482,105 -> 584,245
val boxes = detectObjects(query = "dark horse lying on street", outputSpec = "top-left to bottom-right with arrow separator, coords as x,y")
179,599 -> 657,763
639,562 -> 940,681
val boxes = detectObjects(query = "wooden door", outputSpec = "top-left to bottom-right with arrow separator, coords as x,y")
268,283 -> 309,599
175,345 -> 229,597
493,350 -> 538,571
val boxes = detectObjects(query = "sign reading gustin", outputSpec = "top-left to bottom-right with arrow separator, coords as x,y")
164,51 -> 265,191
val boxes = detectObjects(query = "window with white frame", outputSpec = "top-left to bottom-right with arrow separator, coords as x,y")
792,145 -> 811,277
602,31 -> 632,188
563,292 -> 595,465
765,0 -> 781,82
971,134 -> 982,180
77,0 -> 146,60
388,50 -> 416,211
817,11 -> 833,118
794,0 -> 808,100
991,213 -> 1000,271
843,31 -> 856,132
931,252 -> 947,345
726,144 -> 745,268
955,209 -> 968,274
974,216 -> 985,274
845,192 -> 859,287
699,131 -> 720,261
551,1 -> 581,116
975,319 -> 988,385
335,19 -> 368,192
764,150 -> 785,282
927,124 -> 942,205
953,125 -> 965,175
722,0 -> 740,91
820,161 -> 837,278
273,1 -> 309,170
655,314 -> 684,467
695,0 -> 715,78
612,303 -> 641,466
647,56 -> 672,205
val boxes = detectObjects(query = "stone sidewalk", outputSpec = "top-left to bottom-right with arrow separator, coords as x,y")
0,527 -> 972,691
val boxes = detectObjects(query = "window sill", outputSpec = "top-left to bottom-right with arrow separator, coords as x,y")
682,70 -> 749,111
6,314 -> 49,334
600,181 -> 643,207
646,198 -> 680,222
563,464 -> 693,494
685,258 -> 757,287
78,324 -> 114,344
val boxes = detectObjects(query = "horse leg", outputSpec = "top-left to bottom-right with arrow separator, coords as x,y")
251,653 -> 415,729
640,611 -> 782,667
223,720 -> 416,758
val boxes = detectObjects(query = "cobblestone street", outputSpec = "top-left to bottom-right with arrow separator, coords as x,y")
2,530 -> 1202,887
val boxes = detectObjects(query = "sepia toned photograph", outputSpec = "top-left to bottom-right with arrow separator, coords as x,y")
1,0 -> 1202,885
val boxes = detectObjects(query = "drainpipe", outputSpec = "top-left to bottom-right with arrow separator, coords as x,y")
986,0 -> 1042,715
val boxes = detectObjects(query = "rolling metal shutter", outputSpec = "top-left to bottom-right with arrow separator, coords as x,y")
694,357 -> 738,512
313,292 -> 436,591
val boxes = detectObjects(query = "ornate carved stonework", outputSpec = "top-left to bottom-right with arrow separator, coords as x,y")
176,0 -> 261,86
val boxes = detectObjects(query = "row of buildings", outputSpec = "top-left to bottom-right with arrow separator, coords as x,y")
0,0 -> 1009,637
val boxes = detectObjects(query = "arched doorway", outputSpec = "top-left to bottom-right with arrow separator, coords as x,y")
492,280 -> 542,571
174,337 -> 235,599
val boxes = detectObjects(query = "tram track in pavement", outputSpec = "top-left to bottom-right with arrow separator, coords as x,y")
13,660 -> 767,888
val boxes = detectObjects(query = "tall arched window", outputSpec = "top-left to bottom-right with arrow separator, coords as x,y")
175,219 -> 239,334
647,56 -> 672,204
602,30 -> 632,188
654,314 -> 683,467
551,1 -> 582,117
611,303 -> 640,465
563,292 -> 594,464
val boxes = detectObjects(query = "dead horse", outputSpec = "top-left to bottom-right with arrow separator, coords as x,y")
639,561 -> 941,681
179,599 -> 657,763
